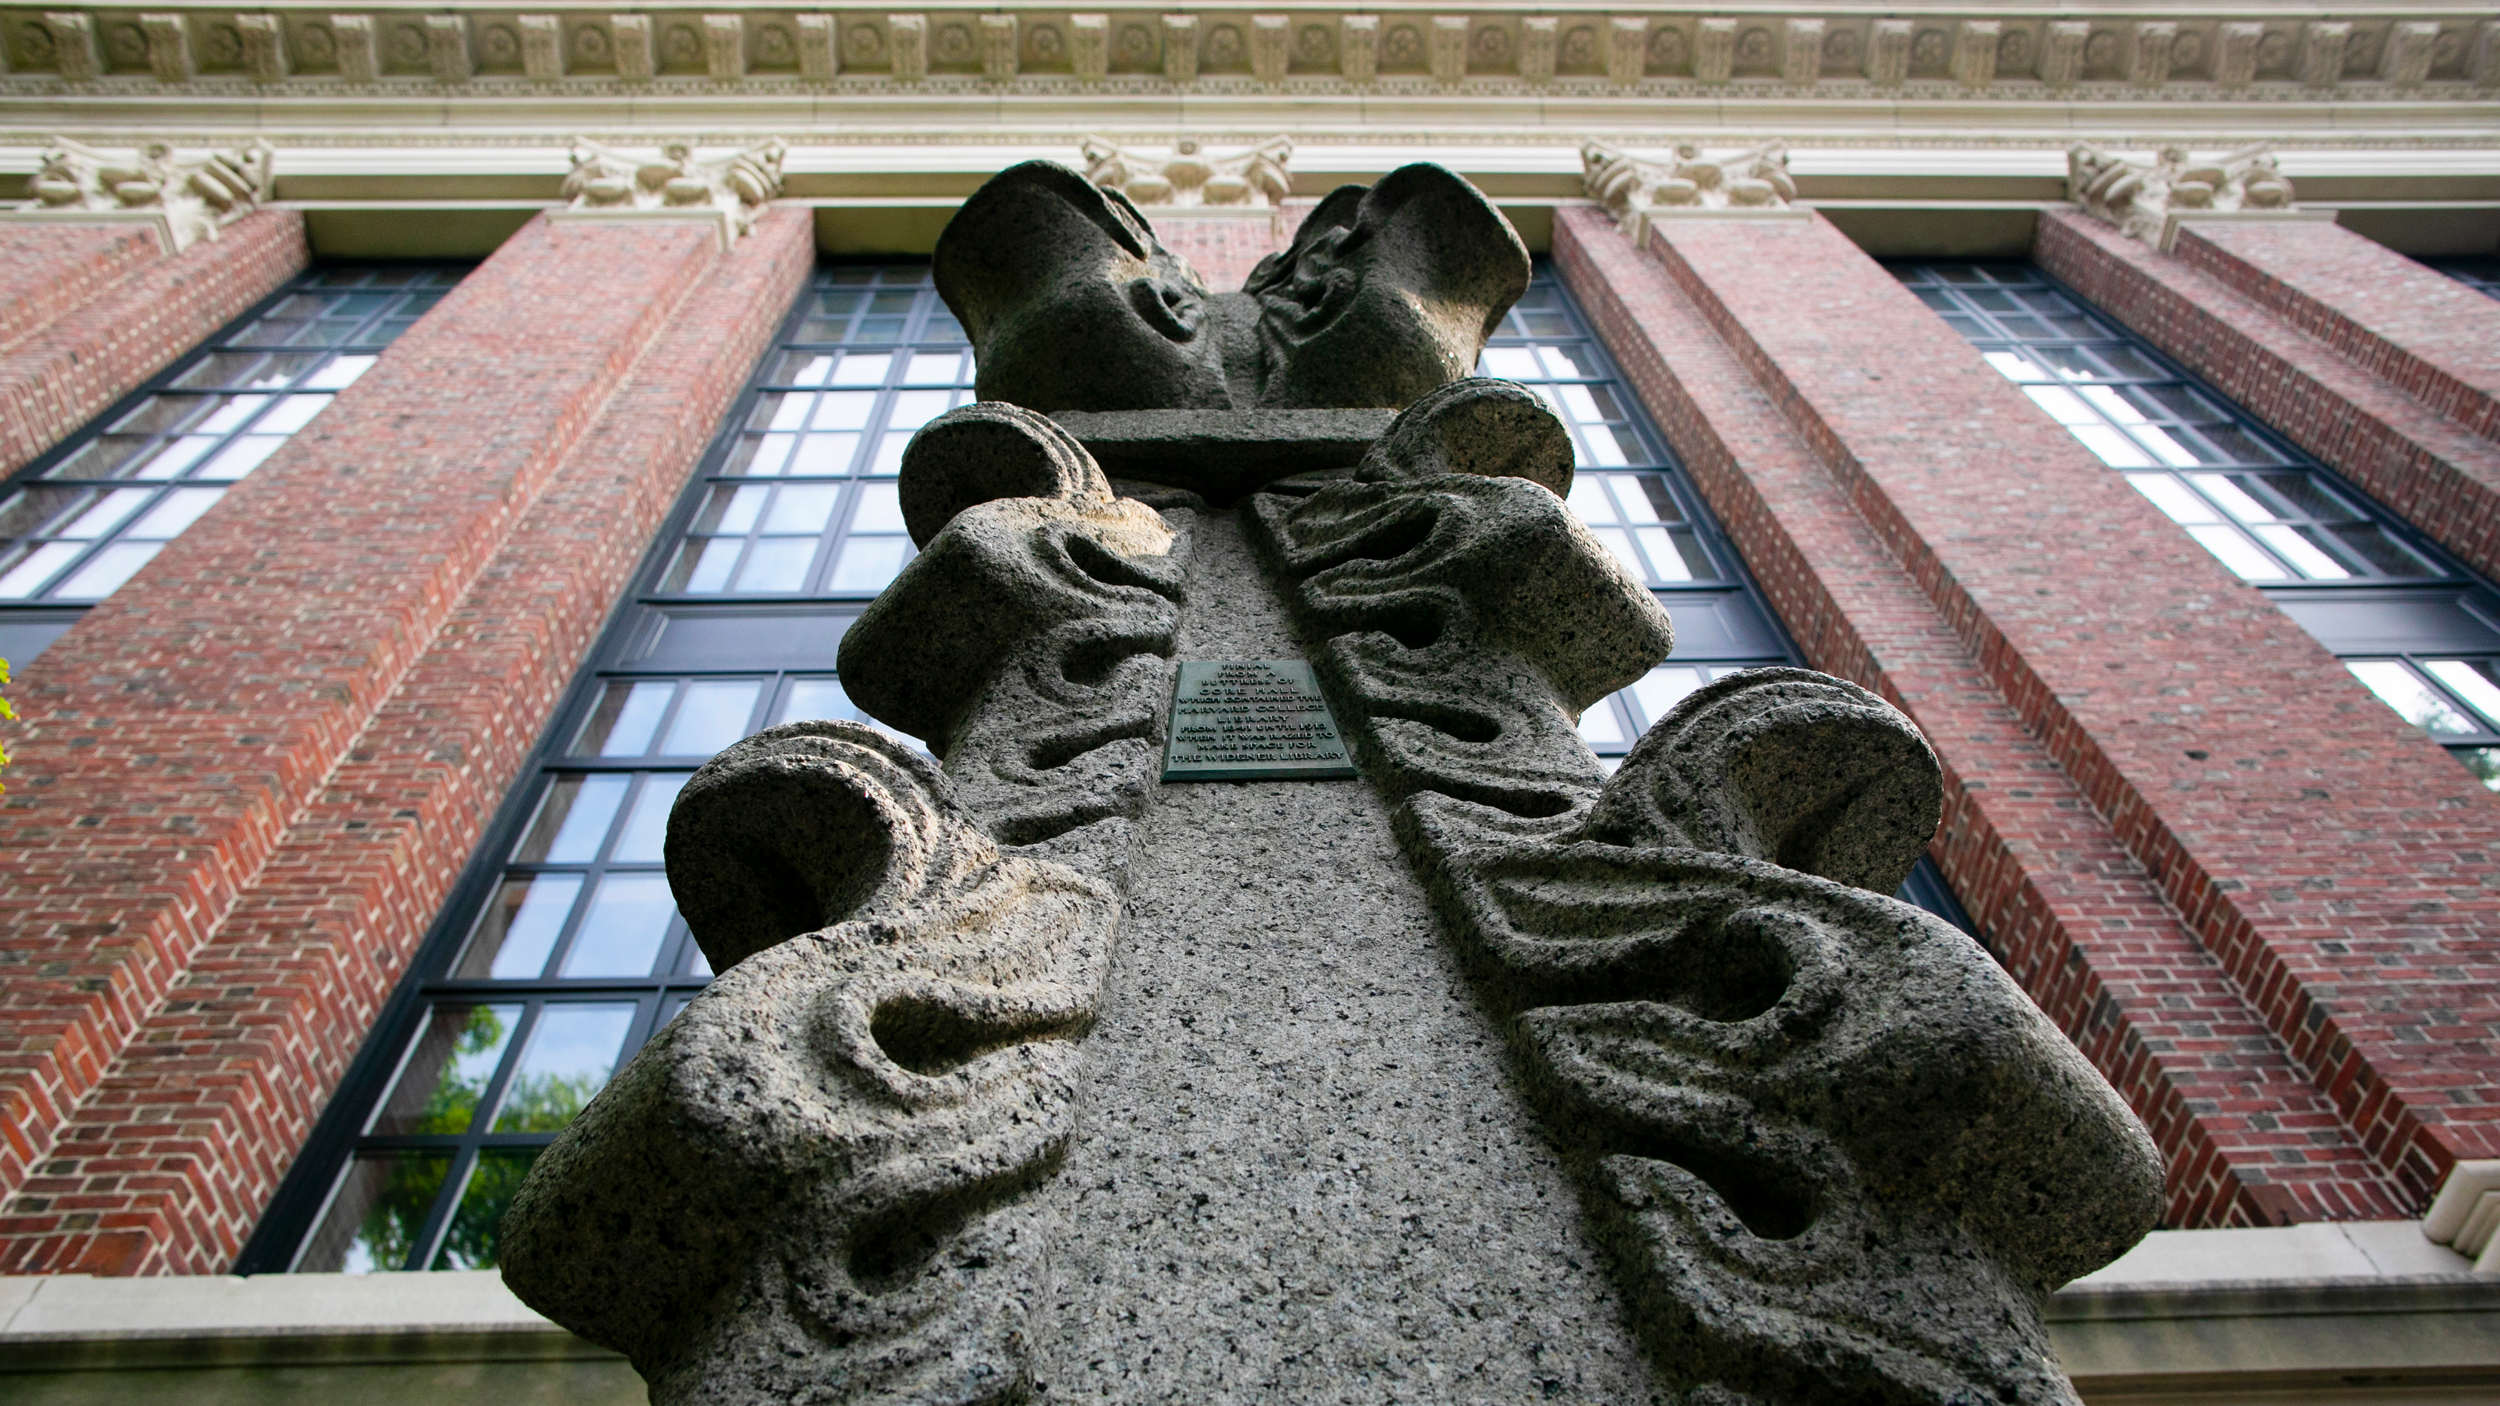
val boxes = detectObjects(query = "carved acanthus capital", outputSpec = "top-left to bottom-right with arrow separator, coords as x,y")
2068,141 -> 2299,249
1080,135 -> 1293,208
1580,139 -> 1798,240
557,137 -> 787,244
13,135 -> 274,253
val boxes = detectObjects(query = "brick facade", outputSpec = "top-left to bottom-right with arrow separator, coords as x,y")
0,223 -> 165,359
0,213 -> 813,1273
2,188 -> 2495,1271
1555,205 -> 2499,1220
1156,211 -> 1293,294
0,211 -> 309,479
2037,209 -> 2500,589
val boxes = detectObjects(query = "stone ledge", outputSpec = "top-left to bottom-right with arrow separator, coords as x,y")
1053,407 -> 1396,502
0,1270 -> 605,1372
4,1225 -> 2497,1393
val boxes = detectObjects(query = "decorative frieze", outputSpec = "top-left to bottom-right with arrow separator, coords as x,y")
553,136 -> 785,246
0,7 -> 2479,96
1581,139 -> 1800,241
1081,134 -> 1290,209
8,133 -> 273,251
2067,140 -> 2300,250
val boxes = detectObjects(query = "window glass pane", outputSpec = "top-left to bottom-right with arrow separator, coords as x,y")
429,1150 -> 541,1270
735,537 -> 817,592
1630,666 -> 1710,728
52,542 -> 163,598
1577,698 -> 1629,749
125,487 -> 224,540
575,680 -> 675,756
662,680 -> 761,756
2249,524 -> 2351,580
0,541 -> 85,598
458,875 -> 584,979
493,1004 -> 639,1131
2324,524 -> 2437,578
254,394 -> 334,434
780,677 -> 853,724
2456,747 -> 2500,792
2184,525 -> 2288,581
612,774 -> 691,863
853,482 -> 908,533
368,1003 -> 524,1136
59,487 -> 154,538
2422,659 -> 2500,728
558,875 -> 679,978
305,355 -> 378,389
298,1152 -> 451,1273
2347,661 -> 2479,735
828,537 -> 911,593
512,775 -> 628,863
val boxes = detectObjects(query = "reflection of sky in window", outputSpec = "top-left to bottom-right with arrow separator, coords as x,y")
0,271 -> 434,610
1937,279 -> 2424,586
561,876 -> 678,977
492,1004 -> 637,1131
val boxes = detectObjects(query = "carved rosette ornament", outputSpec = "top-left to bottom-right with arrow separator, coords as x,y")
13,135 -> 274,252
1081,134 -> 1293,208
506,156 -> 2161,1406
2068,141 -> 2299,249
1582,139 -> 1799,240
556,136 -> 787,243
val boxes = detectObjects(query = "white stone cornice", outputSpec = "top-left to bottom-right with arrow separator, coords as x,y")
5,131 -> 272,250
0,8 -> 2494,106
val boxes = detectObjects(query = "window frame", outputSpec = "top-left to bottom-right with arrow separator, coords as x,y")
1893,257 -> 2500,789
238,262 -> 955,1275
0,265 -> 465,664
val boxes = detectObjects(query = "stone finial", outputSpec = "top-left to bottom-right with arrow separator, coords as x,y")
15,136 -> 274,253
2068,141 -> 2297,250
558,137 -> 787,245
1079,135 -> 1292,208
1581,139 -> 1798,241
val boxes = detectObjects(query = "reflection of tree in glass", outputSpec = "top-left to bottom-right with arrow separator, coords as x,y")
415,1006 -> 510,1134
434,1150 -> 542,1270
493,1070 -> 603,1132
351,1154 -> 450,1272
2464,748 -> 2500,790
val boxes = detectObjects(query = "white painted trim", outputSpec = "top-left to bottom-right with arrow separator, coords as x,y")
545,204 -> 737,251
2157,205 -> 2339,252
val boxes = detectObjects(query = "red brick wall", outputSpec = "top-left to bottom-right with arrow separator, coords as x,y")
0,210 -> 814,1277
0,211 -> 309,478
0,223 -> 165,356
2172,219 -> 2500,446
1560,203 -> 2500,1215
0,214 -> 744,1270
2037,209 -> 2500,589
1158,212 -> 1291,294
1555,206 -> 2407,1227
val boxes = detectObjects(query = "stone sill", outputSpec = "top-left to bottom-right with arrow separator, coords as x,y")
2,1223 -> 2495,1397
